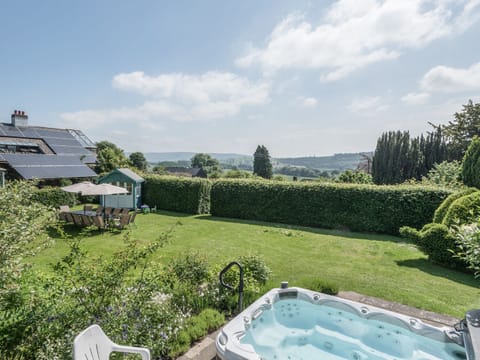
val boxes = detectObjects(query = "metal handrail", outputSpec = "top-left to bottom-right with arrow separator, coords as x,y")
219,261 -> 244,313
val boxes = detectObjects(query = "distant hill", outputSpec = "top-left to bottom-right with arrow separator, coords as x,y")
276,152 -> 373,171
142,152 -> 249,163
141,151 -> 372,172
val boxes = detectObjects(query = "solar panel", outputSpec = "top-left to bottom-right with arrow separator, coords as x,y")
0,125 -> 22,136
36,128 -> 74,139
81,154 -> 97,163
44,138 -> 82,146
14,165 -> 97,179
0,153 -> 97,179
18,127 -> 41,138
49,145 -> 92,155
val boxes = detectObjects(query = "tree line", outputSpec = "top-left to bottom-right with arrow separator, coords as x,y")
372,100 -> 480,184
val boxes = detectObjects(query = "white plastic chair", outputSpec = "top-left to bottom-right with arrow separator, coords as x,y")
73,324 -> 151,360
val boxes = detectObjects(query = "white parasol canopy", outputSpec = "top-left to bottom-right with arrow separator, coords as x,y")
61,182 -> 128,196
61,181 -> 98,194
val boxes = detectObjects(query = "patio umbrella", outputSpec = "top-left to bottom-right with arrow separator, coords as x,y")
61,182 -> 128,196
61,181 -> 98,194
90,184 -> 128,195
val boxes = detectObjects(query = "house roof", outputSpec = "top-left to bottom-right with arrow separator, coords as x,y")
0,123 -> 96,163
0,153 -> 97,180
0,120 -> 98,180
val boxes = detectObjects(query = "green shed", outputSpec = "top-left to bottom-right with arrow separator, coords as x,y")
97,168 -> 144,209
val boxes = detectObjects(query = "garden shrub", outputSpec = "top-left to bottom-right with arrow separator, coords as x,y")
432,188 -> 477,223
443,191 -> 480,227
143,175 -> 211,214
400,223 -> 466,268
32,186 -> 77,208
170,252 -> 210,285
452,222 -> 480,277
211,180 -> 452,235
168,309 -> 224,358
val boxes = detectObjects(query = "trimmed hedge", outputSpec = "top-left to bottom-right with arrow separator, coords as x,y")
443,191 -> 480,227
143,175 -> 211,214
32,187 -> 77,208
400,223 -> 465,268
210,180 -> 452,235
433,188 -> 477,224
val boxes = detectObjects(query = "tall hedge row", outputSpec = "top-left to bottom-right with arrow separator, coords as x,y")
210,180 -> 452,235
143,175 -> 211,214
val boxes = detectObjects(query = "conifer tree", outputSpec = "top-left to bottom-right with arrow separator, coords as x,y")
462,136 -> 480,188
253,145 -> 273,179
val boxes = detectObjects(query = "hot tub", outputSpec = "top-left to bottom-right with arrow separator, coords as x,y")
216,285 -> 469,360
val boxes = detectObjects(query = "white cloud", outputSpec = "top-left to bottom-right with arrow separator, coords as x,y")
420,61 -> 480,92
61,71 -> 270,128
298,96 -> 318,107
236,0 -> 480,80
401,92 -> 430,105
349,96 -> 387,112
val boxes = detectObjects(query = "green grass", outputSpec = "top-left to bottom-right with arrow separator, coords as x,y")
31,210 -> 480,318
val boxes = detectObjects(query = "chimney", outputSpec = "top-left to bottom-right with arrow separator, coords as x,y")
11,110 -> 29,127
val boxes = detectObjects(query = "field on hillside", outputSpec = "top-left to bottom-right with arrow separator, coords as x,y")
31,211 -> 480,318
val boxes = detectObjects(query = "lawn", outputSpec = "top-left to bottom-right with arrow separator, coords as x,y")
31,210 -> 480,318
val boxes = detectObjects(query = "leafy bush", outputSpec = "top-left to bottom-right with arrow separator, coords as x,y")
443,191 -> 480,227
143,175 -> 211,214
337,170 -> 373,184
462,136 -> 480,188
168,309 -> 224,358
211,180 -> 452,235
0,232 -> 184,359
422,160 -> 463,188
170,252 -> 210,285
432,188 -> 478,223
400,223 -> 465,268
452,222 -> 480,277
32,187 -> 78,208
0,181 -> 56,309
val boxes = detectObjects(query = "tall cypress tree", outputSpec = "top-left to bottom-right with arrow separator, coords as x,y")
462,136 -> 480,188
253,145 -> 273,179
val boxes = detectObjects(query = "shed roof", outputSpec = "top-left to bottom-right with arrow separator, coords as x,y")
0,153 -> 97,180
116,168 -> 144,182
98,168 -> 144,183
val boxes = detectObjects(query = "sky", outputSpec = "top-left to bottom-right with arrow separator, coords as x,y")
1,0 -> 480,158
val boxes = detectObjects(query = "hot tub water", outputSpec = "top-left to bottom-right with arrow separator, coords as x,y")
216,287 -> 467,360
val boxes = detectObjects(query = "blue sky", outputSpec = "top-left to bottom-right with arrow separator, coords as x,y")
1,0 -> 480,157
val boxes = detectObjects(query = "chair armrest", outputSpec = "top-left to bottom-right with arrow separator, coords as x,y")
111,344 -> 151,360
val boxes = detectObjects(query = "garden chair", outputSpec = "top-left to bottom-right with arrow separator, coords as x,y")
92,215 -> 106,230
95,205 -> 104,215
59,205 -> 71,213
72,214 -> 83,226
84,205 -> 93,212
112,207 -> 122,218
81,214 -> 93,226
64,212 -> 75,223
150,205 -> 157,213
104,207 -> 113,218
120,207 -> 130,215
114,213 -> 130,230
73,324 -> 150,360
128,211 -> 137,226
